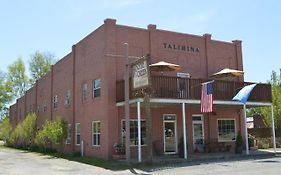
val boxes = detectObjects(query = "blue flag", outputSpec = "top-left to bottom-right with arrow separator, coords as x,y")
232,84 -> 257,104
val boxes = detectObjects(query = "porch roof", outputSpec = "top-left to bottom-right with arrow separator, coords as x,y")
116,98 -> 272,107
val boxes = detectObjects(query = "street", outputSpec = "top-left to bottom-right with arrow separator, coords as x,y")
0,146 -> 281,175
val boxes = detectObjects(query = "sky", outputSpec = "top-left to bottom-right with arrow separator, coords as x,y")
0,0 -> 280,83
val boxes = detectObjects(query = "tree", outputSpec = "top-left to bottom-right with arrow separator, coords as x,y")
7,58 -> 29,98
0,72 -> 13,119
35,118 -> 67,148
9,113 -> 37,147
0,117 -> 12,143
29,51 -> 54,85
248,69 -> 281,127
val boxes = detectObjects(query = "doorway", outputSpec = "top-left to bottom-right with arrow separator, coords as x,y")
192,115 -> 204,152
163,114 -> 177,154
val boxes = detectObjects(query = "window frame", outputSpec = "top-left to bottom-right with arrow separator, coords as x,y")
65,123 -> 71,144
217,118 -> 236,142
93,78 -> 101,98
64,90 -> 71,107
121,119 -> 147,146
53,95 -> 58,109
75,123 -> 81,145
92,121 -> 101,146
82,83 -> 88,102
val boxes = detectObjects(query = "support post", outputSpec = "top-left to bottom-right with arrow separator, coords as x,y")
243,104 -> 249,155
271,105 -> 277,153
124,43 -> 130,162
182,103 -> 187,159
137,101 -> 142,162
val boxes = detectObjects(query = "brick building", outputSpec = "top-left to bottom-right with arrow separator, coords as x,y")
9,18 -> 272,160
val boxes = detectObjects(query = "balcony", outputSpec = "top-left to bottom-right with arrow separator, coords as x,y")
116,76 -> 272,103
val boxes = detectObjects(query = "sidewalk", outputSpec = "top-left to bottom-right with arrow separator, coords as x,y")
133,148 -> 281,166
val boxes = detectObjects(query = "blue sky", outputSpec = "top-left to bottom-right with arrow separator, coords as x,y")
0,0 -> 280,83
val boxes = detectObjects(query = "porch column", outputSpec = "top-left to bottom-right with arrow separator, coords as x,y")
243,105 -> 249,155
271,105 -> 277,153
137,101 -> 142,162
182,103 -> 187,159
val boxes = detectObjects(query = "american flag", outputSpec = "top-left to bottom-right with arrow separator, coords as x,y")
201,81 -> 213,113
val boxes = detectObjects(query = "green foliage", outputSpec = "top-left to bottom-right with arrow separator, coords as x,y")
0,117 -> 12,143
35,118 -> 67,147
29,51 -> 55,85
8,113 -> 37,146
0,72 -> 13,117
7,58 -> 29,98
247,69 -> 281,127
235,131 -> 243,154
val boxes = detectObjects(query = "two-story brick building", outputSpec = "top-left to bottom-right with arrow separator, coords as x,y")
9,18 -> 272,160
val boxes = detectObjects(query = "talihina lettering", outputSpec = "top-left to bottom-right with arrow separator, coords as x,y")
163,43 -> 200,53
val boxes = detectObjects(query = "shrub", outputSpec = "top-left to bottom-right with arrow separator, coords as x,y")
8,113 -> 37,147
35,118 -> 67,148
0,117 -> 12,143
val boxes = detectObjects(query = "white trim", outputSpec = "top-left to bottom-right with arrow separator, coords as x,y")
163,114 -> 178,154
116,98 -> 272,107
121,119 -> 147,147
75,123 -> 81,146
92,121 -> 101,147
217,118 -> 236,142
192,115 -> 204,151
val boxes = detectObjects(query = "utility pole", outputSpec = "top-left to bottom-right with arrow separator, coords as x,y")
124,43 -> 130,162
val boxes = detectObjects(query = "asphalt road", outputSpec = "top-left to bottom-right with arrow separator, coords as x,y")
1,145 -> 281,175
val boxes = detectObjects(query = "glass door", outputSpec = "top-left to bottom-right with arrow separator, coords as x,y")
192,115 -> 204,152
163,114 -> 177,154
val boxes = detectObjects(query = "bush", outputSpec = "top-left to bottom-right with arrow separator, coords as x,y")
8,113 -> 37,147
35,118 -> 67,148
0,117 -> 12,143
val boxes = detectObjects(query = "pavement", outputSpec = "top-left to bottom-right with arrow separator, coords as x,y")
0,143 -> 281,175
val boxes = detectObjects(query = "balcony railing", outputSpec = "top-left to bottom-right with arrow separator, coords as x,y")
116,76 -> 272,103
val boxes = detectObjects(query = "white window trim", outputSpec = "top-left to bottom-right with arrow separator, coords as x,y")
82,83 -> 88,102
75,123 -> 81,146
93,78 -> 101,98
217,118 -> 236,142
121,119 -> 147,147
53,95 -> 58,109
92,121 -> 101,147
64,90 -> 71,107
65,124 -> 71,145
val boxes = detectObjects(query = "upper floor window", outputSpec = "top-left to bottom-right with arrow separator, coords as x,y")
43,100 -> 47,112
82,83 -> 88,102
64,90 -> 71,107
53,95 -> 58,109
93,78 -> 101,98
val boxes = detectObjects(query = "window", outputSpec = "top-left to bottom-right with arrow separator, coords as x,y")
53,95 -> 58,109
64,90 -> 71,107
82,83 -> 88,102
43,101 -> 47,112
93,78 -> 101,98
65,124 -> 71,144
75,123 -> 81,145
92,121 -> 101,146
37,105 -> 40,113
217,119 -> 236,142
121,120 -> 146,146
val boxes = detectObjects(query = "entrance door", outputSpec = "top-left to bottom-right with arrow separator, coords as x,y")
192,115 -> 204,152
163,114 -> 177,154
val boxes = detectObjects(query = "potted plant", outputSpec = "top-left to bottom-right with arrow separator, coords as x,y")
113,143 -> 125,159
235,131 -> 243,154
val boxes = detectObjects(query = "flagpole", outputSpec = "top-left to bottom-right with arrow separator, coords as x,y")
243,104 -> 249,155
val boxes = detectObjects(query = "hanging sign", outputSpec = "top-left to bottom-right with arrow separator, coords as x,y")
132,57 -> 151,89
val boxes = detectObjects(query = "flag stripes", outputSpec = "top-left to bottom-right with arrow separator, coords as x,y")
201,81 -> 213,113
